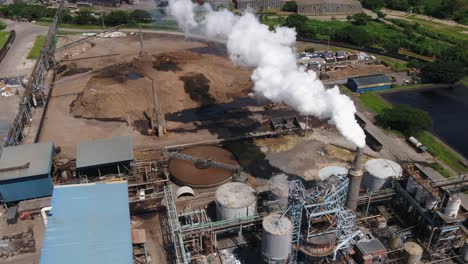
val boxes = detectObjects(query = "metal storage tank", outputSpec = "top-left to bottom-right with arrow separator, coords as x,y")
403,242 -> 422,264
215,182 -> 256,221
389,234 -> 401,250
319,166 -> 348,181
444,196 -> 461,218
406,177 -> 418,194
269,174 -> 289,210
362,159 -> 402,192
302,234 -> 336,256
261,213 -> 292,263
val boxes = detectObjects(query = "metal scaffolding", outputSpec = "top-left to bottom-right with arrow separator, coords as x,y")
3,3 -> 63,149
164,185 -> 187,264
288,180 -> 305,264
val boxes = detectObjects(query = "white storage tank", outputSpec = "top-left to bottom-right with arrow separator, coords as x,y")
403,242 -> 423,264
406,177 -> 418,194
269,174 -> 289,210
319,166 -> 348,181
362,159 -> 402,192
262,213 -> 292,263
445,196 -> 461,218
216,182 -> 257,221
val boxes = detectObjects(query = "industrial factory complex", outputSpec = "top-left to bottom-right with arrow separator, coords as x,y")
0,5 -> 467,264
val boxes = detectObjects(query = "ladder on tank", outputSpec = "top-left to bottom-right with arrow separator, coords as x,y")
288,180 -> 305,264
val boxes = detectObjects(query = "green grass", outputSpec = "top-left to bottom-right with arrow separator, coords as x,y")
415,131 -> 466,174
399,48 -> 436,61
405,15 -> 468,42
0,31 -> 10,50
27,35 -> 46,59
357,92 -> 392,114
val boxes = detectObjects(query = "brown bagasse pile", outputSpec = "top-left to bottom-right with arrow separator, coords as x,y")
70,48 -> 253,125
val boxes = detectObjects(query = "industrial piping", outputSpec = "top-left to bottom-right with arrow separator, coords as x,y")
346,147 -> 364,211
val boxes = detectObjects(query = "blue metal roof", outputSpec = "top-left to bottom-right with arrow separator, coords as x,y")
0,142 -> 54,181
40,181 -> 133,264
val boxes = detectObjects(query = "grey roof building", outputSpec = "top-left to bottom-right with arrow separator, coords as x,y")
0,142 -> 54,202
76,136 -> 134,177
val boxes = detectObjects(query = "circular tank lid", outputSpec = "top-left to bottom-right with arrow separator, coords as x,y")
319,166 -> 349,180
270,174 -> 289,198
168,145 -> 239,188
216,182 -> 256,208
365,159 -> 402,179
263,213 -> 292,236
404,242 -> 423,255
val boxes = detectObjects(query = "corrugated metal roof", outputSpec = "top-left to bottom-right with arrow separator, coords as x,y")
40,181 -> 133,264
356,238 -> 387,255
0,142 -> 54,181
76,136 -> 134,169
349,74 -> 391,87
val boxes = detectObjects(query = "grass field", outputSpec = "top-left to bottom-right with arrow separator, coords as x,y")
27,35 -> 46,59
0,31 -> 10,50
415,131 -> 466,174
405,15 -> 468,42
358,92 -> 392,114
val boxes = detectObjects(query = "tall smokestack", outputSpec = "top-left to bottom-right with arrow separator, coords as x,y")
346,147 -> 364,211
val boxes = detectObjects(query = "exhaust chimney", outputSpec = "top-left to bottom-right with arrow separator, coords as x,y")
346,147 -> 364,211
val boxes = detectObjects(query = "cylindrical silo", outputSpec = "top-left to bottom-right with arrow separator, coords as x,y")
216,182 -> 257,221
414,186 -> 427,204
389,234 -> 401,250
376,216 -> 387,228
319,166 -> 349,181
404,242 -> 423,264
269,174 -> 289,210
302,234 -> 336,257
406,177 -> 418,194
262,213 -> 292,263
445,196 -> 461,218
363,159 -> 402,192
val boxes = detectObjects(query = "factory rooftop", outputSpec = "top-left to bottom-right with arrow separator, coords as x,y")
76,135 -> 134,169
40,181 -> 133,264
348,74 -> 391,88
0,142 -> 54,180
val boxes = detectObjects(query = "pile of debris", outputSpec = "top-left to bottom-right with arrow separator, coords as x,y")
0,231 -> 36,258
0,80 -> 17,97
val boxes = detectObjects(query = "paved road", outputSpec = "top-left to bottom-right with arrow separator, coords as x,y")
0,18 -> 48,77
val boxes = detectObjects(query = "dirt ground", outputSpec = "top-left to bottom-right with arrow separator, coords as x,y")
35,33 -> 254,156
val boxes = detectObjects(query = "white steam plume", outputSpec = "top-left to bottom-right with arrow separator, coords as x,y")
168,2 -> 366,148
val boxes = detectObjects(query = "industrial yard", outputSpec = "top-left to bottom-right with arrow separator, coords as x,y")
0,5 -> 467,264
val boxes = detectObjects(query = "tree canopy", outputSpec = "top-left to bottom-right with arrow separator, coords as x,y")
282,1 -> 298,13
420,60 -> 465,83
376,104 -> 433,135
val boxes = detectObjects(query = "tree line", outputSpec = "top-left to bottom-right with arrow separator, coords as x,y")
0,4 -> 156,26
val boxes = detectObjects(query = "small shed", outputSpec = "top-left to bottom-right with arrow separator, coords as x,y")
0,142 -> 54,203
40,181 -> 133,264
76,136 -> 134,177
355,238 -> 387,263
347,74 -> 392,93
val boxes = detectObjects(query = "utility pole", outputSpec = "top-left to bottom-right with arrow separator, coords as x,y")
138,25 -> 143,59
101,13 -> 105,29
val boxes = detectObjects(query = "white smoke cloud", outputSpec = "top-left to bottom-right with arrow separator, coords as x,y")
168,1 -> 366,148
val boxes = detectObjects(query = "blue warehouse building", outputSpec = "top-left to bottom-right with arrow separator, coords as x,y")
40,181 -> 133,264
347,74 -> 392,93
0,142 -> 54,203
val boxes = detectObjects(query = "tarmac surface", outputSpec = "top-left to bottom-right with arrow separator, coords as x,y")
0,18 -> 48,77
